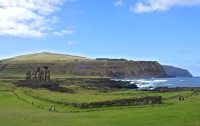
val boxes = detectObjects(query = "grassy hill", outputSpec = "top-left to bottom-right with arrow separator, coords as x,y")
2,52 -> 93,63
0,52 -> 166,78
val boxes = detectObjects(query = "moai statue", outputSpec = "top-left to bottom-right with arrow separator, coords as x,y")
36,67 -> 40,81
30,71 -> 33,80
31,71 -> 36,80
38,71 -> 42,81
37,67 -> 40,72
46,68 -> 50,82
43,66 -> 49,82
26,71 -> 31,80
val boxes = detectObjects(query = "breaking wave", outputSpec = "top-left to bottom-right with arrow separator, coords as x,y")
129,79 -> 167,90
112,77 -> 200,90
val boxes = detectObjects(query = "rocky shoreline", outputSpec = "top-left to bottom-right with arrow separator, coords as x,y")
62,78 -> 138,90
16,78 -> 200,92
16,78 -> 138,92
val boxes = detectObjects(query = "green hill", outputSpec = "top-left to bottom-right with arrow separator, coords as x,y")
2,52 -> 93,63
0,52 -> 166,78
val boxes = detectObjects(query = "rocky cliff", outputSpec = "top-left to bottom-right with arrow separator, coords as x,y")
162,65 -> 193,77
0,52 -> 166,78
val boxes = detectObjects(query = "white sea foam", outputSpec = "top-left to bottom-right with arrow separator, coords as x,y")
136,83 -> 154,88
154,80 -> 167,83
113,77 -> 200,88
167,84 -> 172,86
128,79 -> 168,90
130,79 -> 167,84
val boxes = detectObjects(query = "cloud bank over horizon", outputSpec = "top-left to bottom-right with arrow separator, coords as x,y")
131,0 -> 200,13
0,0 -> 70,38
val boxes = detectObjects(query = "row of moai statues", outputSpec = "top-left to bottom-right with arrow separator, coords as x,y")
26,66 -> 50,82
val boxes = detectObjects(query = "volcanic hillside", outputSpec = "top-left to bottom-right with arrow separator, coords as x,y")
1,52 -> 92,63
0,52 -> 166,78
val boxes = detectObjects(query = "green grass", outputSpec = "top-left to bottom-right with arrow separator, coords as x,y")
0,71 -> 25,79
21,86 -> 194,104
22,88 -> 134,104
0,90 -> 200,126
0,80 -> 200,126
1,52 -> 93,63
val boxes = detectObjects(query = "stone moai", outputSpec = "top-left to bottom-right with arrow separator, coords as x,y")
37,67 -> 40,72
36,67 -> 40,81
31,71 -> 36,80
26,71 -> 31,80
46,70 -> 50,82
25,66 -> 50,82
44,66 -> 50,82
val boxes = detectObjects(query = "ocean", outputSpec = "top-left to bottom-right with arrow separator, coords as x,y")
112,77 -> 200,90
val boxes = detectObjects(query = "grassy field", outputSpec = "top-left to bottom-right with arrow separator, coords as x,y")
0,80 -> 200,126
21,86 -> 193,104
0,71 -> 25,79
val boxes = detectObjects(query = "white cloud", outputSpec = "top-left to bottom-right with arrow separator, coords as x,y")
0,0 -> 72,38
113,0 -> 125,7
131,0 -> 200,13
53,27 -> 75,36
67,40 -> 75,45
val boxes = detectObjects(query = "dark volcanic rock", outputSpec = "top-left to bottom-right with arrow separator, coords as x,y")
16,80 -> 76,93
75,96 -> 162,108
62,78 -> 138,90
16,78 -> 138,93
16,80 -> 59,89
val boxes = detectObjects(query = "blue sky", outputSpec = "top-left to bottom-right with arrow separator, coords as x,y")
0,0 -> 200,76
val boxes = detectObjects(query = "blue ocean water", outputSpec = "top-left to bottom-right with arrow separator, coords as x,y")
112,77 -> 200,90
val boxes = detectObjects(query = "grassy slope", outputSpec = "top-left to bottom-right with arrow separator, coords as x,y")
0,52 -> 105,78
0,81 -> 200,126
0,52 -> 92,78
1,52 -> 93,63
0,52 -> 166,78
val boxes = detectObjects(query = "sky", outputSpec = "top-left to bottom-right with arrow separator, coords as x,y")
0,0 -> 200,76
